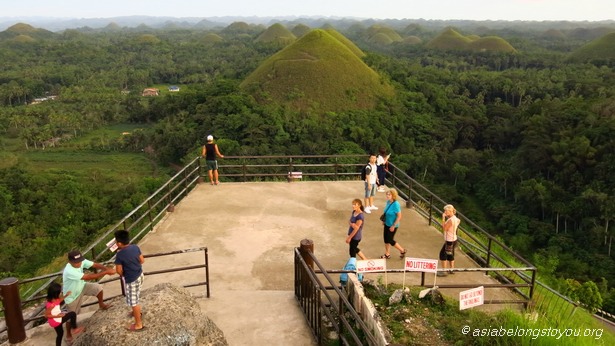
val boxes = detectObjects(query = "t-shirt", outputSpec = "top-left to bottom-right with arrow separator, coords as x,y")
115,244 -> 143,284
384,200 -> 401,227
347,211 -> 364,241
444,216 -> 461,242
46,300 -> 62,328
367,163 -> 377,184
62,259 -> 94,304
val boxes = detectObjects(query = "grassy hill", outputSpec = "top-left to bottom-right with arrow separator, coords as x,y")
568,32 -> 615,62
426,27 -> 516,53
367,25 -> 403,45
240,29 -> 394,112
0,23 -> 56,41
255,23 -> 296,44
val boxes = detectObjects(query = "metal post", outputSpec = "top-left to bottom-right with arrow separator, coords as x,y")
204,248 -> 210,298
0,277 -> 26,344
407,181 -> 413,209
428,196 -> 433,226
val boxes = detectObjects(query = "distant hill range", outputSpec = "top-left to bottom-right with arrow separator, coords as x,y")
569,31 -> 615,62
1,15 -> 614,33
426,28 -> 517,53
240,29 -> 394,112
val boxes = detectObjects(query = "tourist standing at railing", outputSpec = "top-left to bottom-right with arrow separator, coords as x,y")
363,154 -> 379,213
376,147 -> 390,192
201,134 -> 224,185
62,250 -> 115,315
380,189 -> 407,259
438,204 -> 461,276
114,230 -> 146,331
347,199 -> 367,260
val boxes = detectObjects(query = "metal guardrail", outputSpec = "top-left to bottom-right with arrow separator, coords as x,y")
384,163 -> 615,328
2,154 -> 612,342
384,163 -> 537,307
295,242 -> 378,346
0,156 -> 204,341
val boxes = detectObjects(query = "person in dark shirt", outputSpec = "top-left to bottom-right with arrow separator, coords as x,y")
114,230 -> 145,331
201,135 -> 225,185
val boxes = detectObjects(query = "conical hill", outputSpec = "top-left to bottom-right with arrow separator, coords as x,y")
240,29 -> 393,112
255,23 -> 296,44
426,28 -> 516,53
569,32 -> 615,62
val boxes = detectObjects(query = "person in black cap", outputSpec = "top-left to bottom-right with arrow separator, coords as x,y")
62,250 -> 115,315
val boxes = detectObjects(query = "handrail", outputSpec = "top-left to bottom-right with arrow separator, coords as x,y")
384,162 -> 614,327
294,247 -> 378,345
3,154 -> 612,339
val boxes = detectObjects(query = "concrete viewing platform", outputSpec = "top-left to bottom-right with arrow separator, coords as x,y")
16,181 -> 519,345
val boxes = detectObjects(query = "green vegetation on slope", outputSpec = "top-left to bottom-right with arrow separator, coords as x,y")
569,32 -> 615,62
240,29 -> 394,112
427,27 -> 516,52
255,23 -> 296,44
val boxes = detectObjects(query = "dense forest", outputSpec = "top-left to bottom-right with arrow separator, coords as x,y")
0,18 -> 614,314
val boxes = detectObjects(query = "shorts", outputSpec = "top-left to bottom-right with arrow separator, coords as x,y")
349,239 -> 361,258
439,241 -> 456,261
383,225 -> 398,246
65,282 -> 103,314
364,182 -> 376,198
125,274 -> 144,307
206,160 -> 218,171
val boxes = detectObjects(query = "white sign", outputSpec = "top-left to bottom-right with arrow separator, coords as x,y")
356,259 -> 387,273
404,257 -> 438,273
459,286 -> 484,310
106,238 -> 118,252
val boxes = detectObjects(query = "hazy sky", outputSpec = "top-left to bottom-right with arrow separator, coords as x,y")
3,0 -> 613,21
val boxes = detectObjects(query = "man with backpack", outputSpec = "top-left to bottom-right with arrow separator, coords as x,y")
362,154 -> 379,213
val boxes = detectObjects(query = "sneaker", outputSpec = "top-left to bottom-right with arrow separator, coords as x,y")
364,208 -> 371,214
370,205 -> 378,210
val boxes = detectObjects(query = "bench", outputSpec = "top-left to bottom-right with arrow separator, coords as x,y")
287,171 -> 302,182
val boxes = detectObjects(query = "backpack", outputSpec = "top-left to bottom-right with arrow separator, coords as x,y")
360,164 -> 371,180
340,257 -> 363,286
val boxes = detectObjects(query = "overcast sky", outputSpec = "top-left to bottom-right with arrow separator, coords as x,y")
3,0 -> 613,21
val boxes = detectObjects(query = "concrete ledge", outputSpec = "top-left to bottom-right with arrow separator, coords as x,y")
346,274 -> 390,346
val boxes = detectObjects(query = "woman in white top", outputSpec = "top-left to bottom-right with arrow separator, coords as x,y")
376,147 -> 389,192
438,204 -> 461,276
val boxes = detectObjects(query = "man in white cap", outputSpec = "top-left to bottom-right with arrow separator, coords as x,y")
201,135 -> 224,185
62,250 -> 115,314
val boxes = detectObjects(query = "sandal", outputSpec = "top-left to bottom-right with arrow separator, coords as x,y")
400,250 -> 407,259
380,254 -> 391,259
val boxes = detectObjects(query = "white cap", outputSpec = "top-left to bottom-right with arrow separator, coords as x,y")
207,135 -> 214,141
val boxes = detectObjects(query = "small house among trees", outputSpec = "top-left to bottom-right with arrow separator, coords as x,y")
142,88 -> 160,96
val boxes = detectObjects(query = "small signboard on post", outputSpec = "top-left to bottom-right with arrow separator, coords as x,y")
356,259 -> 386,273
459,286 -> 484,310
404,257 -> 438,273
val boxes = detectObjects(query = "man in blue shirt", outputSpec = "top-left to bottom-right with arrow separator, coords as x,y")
114,230 -> 145,331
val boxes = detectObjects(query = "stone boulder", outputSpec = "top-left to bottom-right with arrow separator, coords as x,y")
73,283 -> 227,346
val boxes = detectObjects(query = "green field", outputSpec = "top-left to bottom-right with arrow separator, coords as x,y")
1,123 -> 163,180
